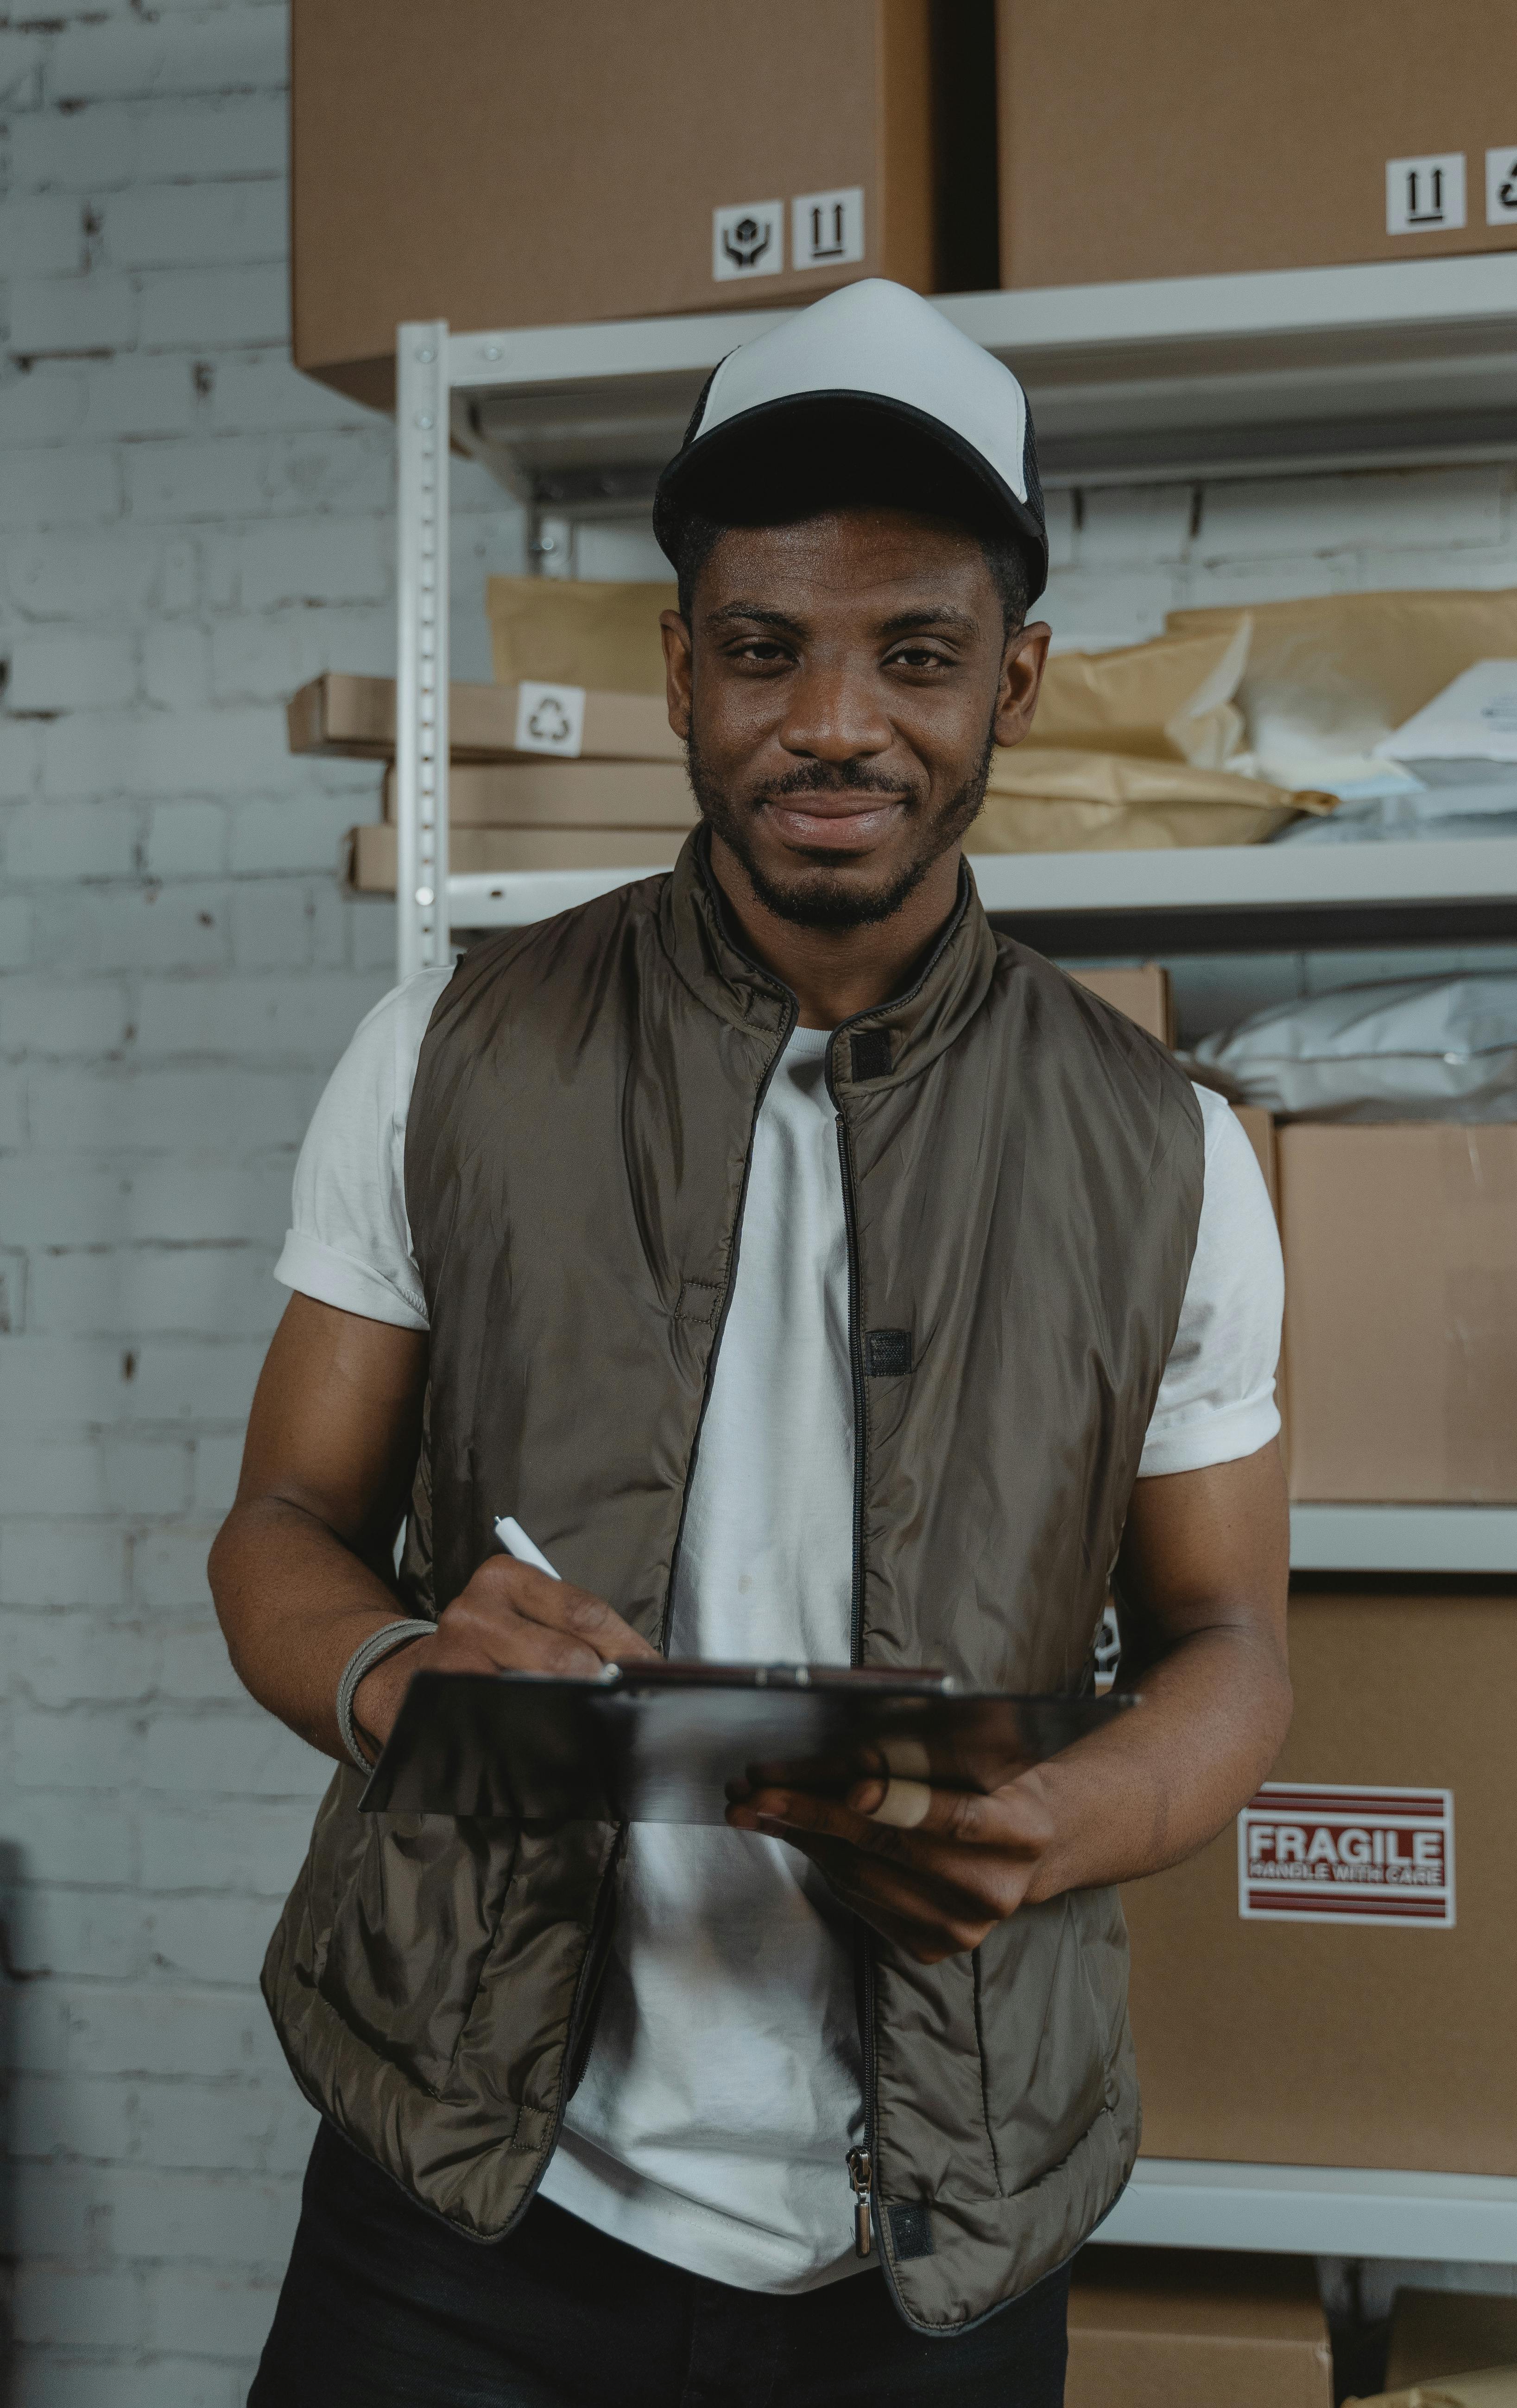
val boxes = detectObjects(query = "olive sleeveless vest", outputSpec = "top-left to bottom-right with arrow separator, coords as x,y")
263,833 -> 1204,2334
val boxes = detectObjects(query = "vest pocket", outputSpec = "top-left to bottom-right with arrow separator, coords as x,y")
316,1814 -> 520,2095
973,1894 -> 1112,2192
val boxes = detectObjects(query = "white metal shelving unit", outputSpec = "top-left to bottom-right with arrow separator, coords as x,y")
389,265 -> 1517,2264
395,252 -> 1517,969
1105,2163 -> 1517,2262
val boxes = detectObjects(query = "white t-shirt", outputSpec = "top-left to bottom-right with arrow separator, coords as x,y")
275,967 -> 1283,2294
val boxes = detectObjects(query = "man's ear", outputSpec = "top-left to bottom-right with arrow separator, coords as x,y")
660,609 -> 693,741
992,620 -> 1051,751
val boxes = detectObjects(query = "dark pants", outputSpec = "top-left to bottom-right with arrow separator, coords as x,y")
251,2122 -> 1069,2408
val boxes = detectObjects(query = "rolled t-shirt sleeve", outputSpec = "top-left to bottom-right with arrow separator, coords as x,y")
1138,1084 -> 1284,1480
273,966 -> 453,1332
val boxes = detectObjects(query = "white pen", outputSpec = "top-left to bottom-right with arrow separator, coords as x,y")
494,1515 -> 561,1581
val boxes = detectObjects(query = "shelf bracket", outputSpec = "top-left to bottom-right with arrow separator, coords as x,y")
395,321 -> 452,981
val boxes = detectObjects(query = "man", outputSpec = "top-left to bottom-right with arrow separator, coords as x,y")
213,279 -> 1289,2408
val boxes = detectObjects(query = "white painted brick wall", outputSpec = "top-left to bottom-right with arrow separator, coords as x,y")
0,6 -> 526,2400
1,4 -> 1515,2400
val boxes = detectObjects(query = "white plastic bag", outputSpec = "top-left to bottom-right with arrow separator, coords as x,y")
1191,976 -> 1517,1122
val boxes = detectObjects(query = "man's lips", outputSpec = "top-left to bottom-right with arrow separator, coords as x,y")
758,790 -> 912,852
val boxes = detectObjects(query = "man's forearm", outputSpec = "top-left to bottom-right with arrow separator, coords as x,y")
1023,1620 -> 1291,1905
210,1496 -> 425,1765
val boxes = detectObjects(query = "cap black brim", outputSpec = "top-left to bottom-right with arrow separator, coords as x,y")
652,391 -> 1049,605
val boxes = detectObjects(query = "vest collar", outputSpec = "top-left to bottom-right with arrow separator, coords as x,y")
657,826 -> 1001,1090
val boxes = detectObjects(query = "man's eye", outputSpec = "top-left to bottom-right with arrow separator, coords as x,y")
732,640 -> 790,665
890,646 -> 951,671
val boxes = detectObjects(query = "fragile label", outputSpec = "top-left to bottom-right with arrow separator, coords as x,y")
1238,1783 -> 1454,1929
513,681 -> 586,758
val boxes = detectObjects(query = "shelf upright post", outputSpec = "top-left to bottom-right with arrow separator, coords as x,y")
394,321 -> 452,982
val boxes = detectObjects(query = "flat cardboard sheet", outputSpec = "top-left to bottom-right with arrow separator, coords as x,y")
379,763 -> 695,831
287,673 -> 683,765
347,824 -> 680,893
361,1662 -> 1131,1824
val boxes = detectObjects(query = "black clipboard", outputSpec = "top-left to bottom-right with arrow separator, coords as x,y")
360,1660 -> 1135,1825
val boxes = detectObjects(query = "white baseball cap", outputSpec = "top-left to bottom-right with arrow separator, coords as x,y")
653,278 -> 1048,601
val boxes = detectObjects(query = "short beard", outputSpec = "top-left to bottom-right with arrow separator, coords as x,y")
686,720 -> 998,932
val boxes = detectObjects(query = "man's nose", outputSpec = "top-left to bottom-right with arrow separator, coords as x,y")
777,660 -> 893,763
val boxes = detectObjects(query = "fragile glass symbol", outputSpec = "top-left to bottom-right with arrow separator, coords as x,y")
722,216 -> 773,269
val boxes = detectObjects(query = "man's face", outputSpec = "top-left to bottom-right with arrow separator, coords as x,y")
661,505 -> 1048,930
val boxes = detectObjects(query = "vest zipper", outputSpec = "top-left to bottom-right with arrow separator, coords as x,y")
657,996 -> 798,1652
846,2146 -> 874,2257
826,1062 -> 882,2274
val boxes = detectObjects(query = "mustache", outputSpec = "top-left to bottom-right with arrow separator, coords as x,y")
753,761 -> 917,802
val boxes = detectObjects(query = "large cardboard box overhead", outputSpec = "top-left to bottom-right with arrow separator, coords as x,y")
291,0 -> 973,406
997,0 -> 1517,288
1278,1124 -> 1517,1504
1068,2249 -> 1333,2408
1124,1586 -> 1517,2174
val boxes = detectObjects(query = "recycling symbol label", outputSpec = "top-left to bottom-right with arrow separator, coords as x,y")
514,680 -> 586,758
712,199 -> 784,283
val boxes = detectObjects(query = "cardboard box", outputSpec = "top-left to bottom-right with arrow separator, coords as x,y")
1278,1124 -> 1517,1504
1387,2293 -> 1517,2392
292,0 -> 964,406
288,674 -> 683,766
997,0 -> 1517,289
1070,964 -> 1174,1047
1124,1585 -> 1517,2174
347,824 -> 680,894
1068,2248 -> 1333,2408
379,763 -> 695,831
1356,2376 -> 1517,2408
1233,1105 -> 1279,1217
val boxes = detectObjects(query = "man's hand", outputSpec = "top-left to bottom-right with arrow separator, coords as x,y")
352,1558 -> 657,1758
730,1443 -> 1292,1965
727,1770 -> 1056,1965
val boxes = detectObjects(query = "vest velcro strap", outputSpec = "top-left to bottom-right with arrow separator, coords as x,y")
866,1328 -> 913,1377
887,2202 -> 935,2260
850,1028 -> 893,1082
